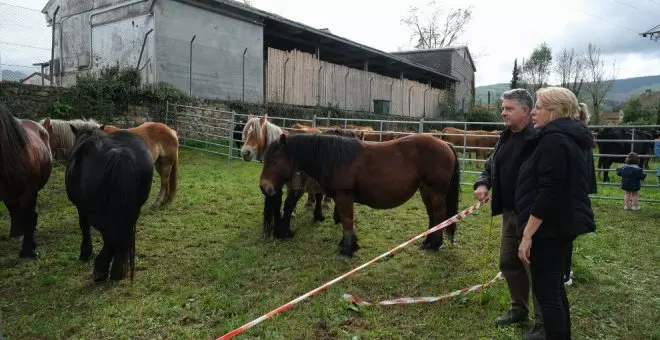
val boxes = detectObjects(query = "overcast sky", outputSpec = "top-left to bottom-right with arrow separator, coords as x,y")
2,0 -> 659,86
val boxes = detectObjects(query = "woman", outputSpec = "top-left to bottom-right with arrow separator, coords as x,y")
515,87 -> 596,340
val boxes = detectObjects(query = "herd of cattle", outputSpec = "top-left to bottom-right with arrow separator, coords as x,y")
232,119 -> 659,180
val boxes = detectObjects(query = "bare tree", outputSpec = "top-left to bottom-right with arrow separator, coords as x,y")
519,43 -> 553,93
401,1 -> 473,49
554,48 -> 585,97
584,43 -> 617,124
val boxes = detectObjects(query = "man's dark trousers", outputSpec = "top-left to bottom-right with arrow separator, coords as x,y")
501,209 -> 543,324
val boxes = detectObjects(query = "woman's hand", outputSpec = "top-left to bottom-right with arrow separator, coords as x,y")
519,236 -> 532,264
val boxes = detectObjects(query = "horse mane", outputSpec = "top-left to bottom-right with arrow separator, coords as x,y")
0,104 -> 29,184
267,133 -> 364,184
242,116 -> 283,148
41,118 -> 100,152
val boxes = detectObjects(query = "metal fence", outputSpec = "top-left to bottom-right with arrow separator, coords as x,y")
165,102 -> 660,203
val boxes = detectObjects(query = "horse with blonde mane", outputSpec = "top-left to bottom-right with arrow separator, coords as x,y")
40,118 -> 101,161
100,122 -> 179,207
241,115 -> 354,237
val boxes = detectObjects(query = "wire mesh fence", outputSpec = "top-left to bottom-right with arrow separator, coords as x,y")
166,102 -> 660,204
0,2 -> 52,84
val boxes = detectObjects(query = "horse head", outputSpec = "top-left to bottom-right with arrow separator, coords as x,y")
240,114 -> 282,162
259,133 -> 295,196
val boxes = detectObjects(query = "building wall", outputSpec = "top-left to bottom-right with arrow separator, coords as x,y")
449,49 -> 475,113
391,48 -> 475,113
44,0 -> 155,87
266,48 -> 447,117
154,0 -> 264,102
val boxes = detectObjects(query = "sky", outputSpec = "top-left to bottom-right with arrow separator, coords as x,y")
1,0 -> 659,86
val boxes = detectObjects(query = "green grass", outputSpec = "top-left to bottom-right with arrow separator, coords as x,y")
1,148 -> 659,339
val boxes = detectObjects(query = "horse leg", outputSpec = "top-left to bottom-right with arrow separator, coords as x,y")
313,193 -> 325,222
77,207 -> 93,261
322,195 -> 333,210
5,200 -> 23,239
94,233 -> 112,282
304,193 -> 315,208
16,193 -> 38,259
420,186 -> 446,251
154,158 -> 169,207
278,189 -> 302,239
603,159 -> 611,183
333,204 -> 341,225
263,193 -> 281,238
109,235 -> 129,281
335,193 -> 359,258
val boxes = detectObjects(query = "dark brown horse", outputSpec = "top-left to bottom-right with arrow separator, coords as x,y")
0,104 -> 52,259
259,133 -> 460,258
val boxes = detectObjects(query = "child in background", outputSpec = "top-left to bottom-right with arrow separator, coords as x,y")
655,136 -> 660,186
616,152 -> 647,210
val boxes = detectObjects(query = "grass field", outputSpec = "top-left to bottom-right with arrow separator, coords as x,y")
1,147 -> 659,339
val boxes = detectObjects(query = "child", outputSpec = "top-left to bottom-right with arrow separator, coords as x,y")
616,152 -> 647,210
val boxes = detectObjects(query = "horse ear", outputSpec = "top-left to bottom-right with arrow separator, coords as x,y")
43,117 -> 51,130
99,124 -> 106,131
69,124 -> 78,136
279,133 -> 287,145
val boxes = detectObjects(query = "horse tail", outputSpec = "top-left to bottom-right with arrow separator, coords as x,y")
0,104 -> 30,185
104,150 -> 140,281
445,143 -> 461,242
167,152 -> 178,204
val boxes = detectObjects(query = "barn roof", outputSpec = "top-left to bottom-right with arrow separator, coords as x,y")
180,0 -> 460,88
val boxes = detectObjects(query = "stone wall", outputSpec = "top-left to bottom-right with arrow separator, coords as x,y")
0,82 -> 60,120
168,102 -> 235,144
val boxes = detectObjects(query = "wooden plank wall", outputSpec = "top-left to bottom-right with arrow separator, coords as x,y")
265,48 -> 447,117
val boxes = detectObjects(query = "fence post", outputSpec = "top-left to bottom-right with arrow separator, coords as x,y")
165,101 -> 169,126
242,48 -> 247,103
463,120 -> 468,170
630,127 -> 635,153
283,57 -> 290,103
189,35 -> 196,97
228,111 -> 235,165
312,115 -> 317,128
419,117 -> 424,133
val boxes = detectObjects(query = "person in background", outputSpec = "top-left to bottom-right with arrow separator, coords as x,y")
516,86 -> 596,340
655,135 -> 660,186
616,152 -> 647,210
474,88 -> 544,340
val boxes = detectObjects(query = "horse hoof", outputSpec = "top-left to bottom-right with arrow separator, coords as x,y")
18,249 -> 38,259
336,254 -> 352,261
79,252 -> 94,261
313,215 -> 326,222
275,230 -> 295,239
94,271 -> 109,282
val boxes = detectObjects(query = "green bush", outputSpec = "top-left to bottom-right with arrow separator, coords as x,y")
53,65 -> 188,121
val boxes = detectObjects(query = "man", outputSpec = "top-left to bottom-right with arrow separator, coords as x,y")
473,88 -> 544,340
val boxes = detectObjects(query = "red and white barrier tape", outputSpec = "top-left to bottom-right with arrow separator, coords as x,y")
342,271 -> 503,306
216,197 -> 490,340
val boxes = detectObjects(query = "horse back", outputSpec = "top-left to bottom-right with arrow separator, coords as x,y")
20,119 -> 53,187
126,122 -> 179,162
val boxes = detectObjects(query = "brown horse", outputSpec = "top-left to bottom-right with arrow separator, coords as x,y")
100,122 -> 179,207
1,104 -> 52,259
436,127 -> 500,168
259,132 -> 460,258
240,115 -> 331,229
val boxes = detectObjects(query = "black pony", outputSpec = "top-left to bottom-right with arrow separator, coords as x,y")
65,124 -> 154,282
596,127 -> 654,182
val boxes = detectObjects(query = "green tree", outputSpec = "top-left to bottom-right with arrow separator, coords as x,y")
510,58 -> 520,89
520,42 -> 553,93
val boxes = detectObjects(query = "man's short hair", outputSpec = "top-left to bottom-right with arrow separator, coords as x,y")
501,88 -> 534,112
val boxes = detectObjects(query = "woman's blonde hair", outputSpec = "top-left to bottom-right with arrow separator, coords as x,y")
536,87 -> 590,123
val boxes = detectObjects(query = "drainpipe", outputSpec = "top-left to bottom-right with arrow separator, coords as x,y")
50,5 -> 60,87
136,28 -> 154,70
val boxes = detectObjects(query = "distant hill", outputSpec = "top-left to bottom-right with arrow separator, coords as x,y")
1,69 -> 28,82
475,75 -> 660,108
